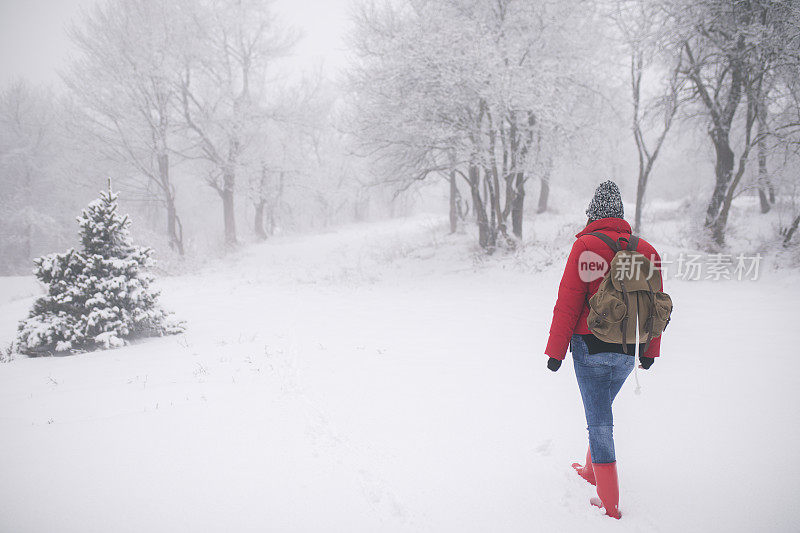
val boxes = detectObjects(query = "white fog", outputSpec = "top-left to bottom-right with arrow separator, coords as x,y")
0,1 -> 797,532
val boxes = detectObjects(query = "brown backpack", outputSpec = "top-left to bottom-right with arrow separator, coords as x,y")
586,232 -> 673,354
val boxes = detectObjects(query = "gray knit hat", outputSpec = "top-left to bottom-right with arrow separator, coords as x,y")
586,180 -> 624,221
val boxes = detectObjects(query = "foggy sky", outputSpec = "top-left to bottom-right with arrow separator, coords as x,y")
0,0 -> 351,87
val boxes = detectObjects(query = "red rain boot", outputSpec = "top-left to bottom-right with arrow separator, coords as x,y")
571,447 -> 596,486
590,462 -> 621,519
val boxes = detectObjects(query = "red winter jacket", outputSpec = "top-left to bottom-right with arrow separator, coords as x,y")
544,217 -> 662,360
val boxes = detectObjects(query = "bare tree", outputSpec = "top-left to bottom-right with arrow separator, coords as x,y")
350,0 -> 597,250
664,0 -> 798,245
66,0 -> 186,254
0,81 -> 66,272
612,1 -> 683,233
175,0 -> 297,247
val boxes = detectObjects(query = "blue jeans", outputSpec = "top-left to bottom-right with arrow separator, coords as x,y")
571,334 -> 634,464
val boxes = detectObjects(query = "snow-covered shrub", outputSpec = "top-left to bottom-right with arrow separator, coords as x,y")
14,186 -> 184,355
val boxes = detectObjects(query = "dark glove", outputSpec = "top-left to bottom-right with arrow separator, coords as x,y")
639,356 -> 654,370
547,357 -> 562,372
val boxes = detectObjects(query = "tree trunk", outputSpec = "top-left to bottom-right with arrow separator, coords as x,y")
757,102 -> 772,214
158,153 -> 184,255
634,165 -> 647,234
165,196 -> 184,255
635,152 -> 665,234
449,170 -> 459,234
712,139 -> 754,245
512,172 -> 525,239
710,92 -> 758,246
254,200 -> 267,240
758,187 -> 770,214
705,130 -> 735,226
489,169 -> 505,239
634,183 -> 644,235
711,156 -> 743,246
480,167 -> 497,249
221,170 -> 237,246
537,173 -> 549,214
783,214 -> 800,246
469,165 -> 491,250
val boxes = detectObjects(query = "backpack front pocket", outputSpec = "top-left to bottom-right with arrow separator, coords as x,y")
649,291 -> 673,337
587,291 -> 627,343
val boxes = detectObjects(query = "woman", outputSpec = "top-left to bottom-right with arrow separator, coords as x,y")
544,181 -> 663,519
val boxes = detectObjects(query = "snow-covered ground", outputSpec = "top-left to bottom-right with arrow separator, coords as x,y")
0,211 -> 798,532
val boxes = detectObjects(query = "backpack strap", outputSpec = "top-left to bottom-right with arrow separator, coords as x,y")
619,279 -> 629,354
616,234 -> 640,252
642,277 -> 655,354
588,231 -> 620,253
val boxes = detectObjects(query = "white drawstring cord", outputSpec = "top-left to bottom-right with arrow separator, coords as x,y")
634,357 -> 642,395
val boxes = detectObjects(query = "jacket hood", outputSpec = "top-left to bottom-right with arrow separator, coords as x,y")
575,217 -> 631,238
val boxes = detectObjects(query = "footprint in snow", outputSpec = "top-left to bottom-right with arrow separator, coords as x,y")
535,438 -> 554,456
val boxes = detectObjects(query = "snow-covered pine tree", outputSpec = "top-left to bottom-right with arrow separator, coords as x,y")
15,184 -> 183,355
